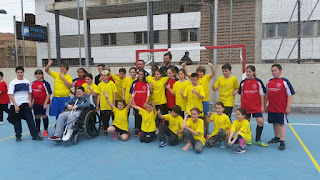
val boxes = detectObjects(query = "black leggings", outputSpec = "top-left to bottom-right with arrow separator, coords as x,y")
35,117 -> 49,131
224,107 -> 233,122
0,104 -> 9,122
100,110 -> 114,130
134,109 -> 142,131
155,104 -> 168,127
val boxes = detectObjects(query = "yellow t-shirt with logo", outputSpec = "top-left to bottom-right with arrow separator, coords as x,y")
214,75 -> 239,107
151,77 -> 169,105
172,80 -> 191,111
81,83 -> 100,94
209,113 -> 231,138
183,84 -> 205,116
164,114 -> 184,139
139,108 -> 157,133
50,71 -> 72,97
198,74 -> 212,102
122,77 -> 136,104
111,74 -> 125,101
231,119 -> 252,143
112,107 -> 129,131
98,81 -> 117,110
186,118 -> 206,145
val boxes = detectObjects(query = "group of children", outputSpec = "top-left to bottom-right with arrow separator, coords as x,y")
0,52 -> 295,154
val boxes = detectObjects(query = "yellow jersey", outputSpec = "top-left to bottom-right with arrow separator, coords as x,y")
50,71 -> 72,97
81,83 -> 100,94
214,75 -> 239,107
150,77 -> 169,105
112,107 -> 129,131
139,108 -> 157,133
164,114 -> 184,139
122,77 -> 136,104
172,80 -> 191,111
98,80 -> 117,110
231,119 -> 252,143
111,73 -> 125,101
183,84 -> 205,116
209,113 -> 231,138
186,118 -> 206,145
198,74 -> 212,102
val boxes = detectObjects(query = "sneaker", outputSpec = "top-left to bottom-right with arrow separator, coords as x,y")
16,137 -> 22,142
254,140 -> 268,147
112,132 -> 119,140
182,143 -> 193,151
103,130 -> 108,137
42,130 -> 48,137
32,136 -> 43,141
0,121 -> 4,125
220,141 -> 227,149
137,131 -> 142,138
159,141 -> 167,147
234,146 -> 246,154
268,137 -> 280,144
134,129 -> 139,137
49,136 -> 61,141
62,129 -> 73,141
246,141 -> 253,146
279,142 -> 286,150
38,131 -> 42,136
205,135 -> 210,139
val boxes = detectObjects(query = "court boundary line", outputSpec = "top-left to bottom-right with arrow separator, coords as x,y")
288,123 -> 320,174
0,124 -> 55,142
250,122 -> 320,126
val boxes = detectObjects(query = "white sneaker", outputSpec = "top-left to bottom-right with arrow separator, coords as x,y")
62,129 -> 73,141
0,121 -> 4,125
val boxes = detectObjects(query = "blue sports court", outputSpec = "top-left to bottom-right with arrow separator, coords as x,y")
0,113 -> 319,179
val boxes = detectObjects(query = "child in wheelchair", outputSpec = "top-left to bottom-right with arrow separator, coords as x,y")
49,86 -> 90,141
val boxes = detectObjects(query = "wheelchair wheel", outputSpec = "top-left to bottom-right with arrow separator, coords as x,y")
84,110 -> 101,138
74,134 -> 79,144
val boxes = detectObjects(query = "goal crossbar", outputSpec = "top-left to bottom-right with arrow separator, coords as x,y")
135,44 -> 246,74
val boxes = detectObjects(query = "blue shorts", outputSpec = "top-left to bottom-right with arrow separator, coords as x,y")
202,101 -> 210,116
33,104 -> 50,116
268,112 -> 288,124
246,113 -> 263,118
50,96 -> 70,118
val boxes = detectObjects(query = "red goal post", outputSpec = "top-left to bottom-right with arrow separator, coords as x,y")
135,44 -> 246,75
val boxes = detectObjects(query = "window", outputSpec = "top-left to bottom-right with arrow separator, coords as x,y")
266,23 -> 275,38
101,33 -> 116,46
135,31 -> 159,44
303,21 -> 313,36
180,28 -> 198,42
278,23 -> 288,37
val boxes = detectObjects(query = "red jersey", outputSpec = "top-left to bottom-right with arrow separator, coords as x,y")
0,81 -> 10,104
73,78 -> 86,88
32,80 -> 52,105
267,78 -> 295,113
130,80 -> 150,108
239,78 -> 266,113
166,78 -> 177,109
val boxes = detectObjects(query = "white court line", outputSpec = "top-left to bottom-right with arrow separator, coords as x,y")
250,121 -> 320,126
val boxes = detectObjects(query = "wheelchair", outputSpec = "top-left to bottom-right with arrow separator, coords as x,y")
59,107 -> 101,144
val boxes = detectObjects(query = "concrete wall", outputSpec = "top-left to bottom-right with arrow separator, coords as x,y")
1,64 -> 319,112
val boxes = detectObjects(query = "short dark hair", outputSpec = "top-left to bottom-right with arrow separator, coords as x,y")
190,107 -> 201,114
272,63 -> 282,71
77,68 -> 87,74
151,65 -> 158,69
215,101 -> 225,108
34,69 -> 44,75
119,68 -> 126,74
236,108 -> 247,116
0,71 -> 3,77
76,86 -> 85,92
138,60 -> 145,64
129,67 -> 137,72
60,64 -> 69,70
190,72 -> 199,78
164,52 -> 172,59
117,99 -> 127,107
196,65 -> 206,74
84,73 -> 93,79
97,64 -> 105,68
222,63 -> 232,71
15,66 -> 24,72
171,105 -> 181,115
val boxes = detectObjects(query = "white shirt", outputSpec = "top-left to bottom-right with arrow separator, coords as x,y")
8,78 -> 32,106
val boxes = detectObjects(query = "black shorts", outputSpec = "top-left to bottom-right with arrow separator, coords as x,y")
112,125 -> 128,135
33,104 -> 49,116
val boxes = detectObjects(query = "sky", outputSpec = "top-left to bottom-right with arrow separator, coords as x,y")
0,0 -> 35,33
